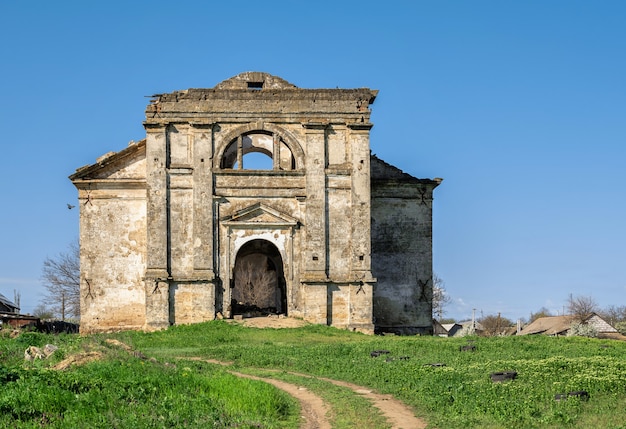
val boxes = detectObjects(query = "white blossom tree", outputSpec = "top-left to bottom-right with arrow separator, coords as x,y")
432,274 -> 451,321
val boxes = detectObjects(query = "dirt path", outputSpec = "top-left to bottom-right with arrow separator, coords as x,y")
255,369 -> 427,429
277,371 -> 426,429
232,371 -> 331,429
315,376 -> 426,429
217,317 -> 428,428
190,357 -> 427,429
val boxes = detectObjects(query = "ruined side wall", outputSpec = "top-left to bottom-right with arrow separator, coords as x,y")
78,186 -> 147,333
371,182 -> 435,334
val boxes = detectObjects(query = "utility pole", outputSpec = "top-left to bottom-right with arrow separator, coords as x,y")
13,289 -> 21,313
497,312 -> 501,334
61,292 -> 66,321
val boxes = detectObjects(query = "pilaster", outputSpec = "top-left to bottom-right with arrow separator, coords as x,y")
144,123 -> 169,278
192,123 -> 216,278
348,123 -> 374,276
303,122 -> 328,280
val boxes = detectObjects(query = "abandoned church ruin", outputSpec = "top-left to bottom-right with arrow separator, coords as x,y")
70,72 -> 441,335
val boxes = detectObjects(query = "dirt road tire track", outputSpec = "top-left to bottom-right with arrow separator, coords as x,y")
107,338 -> 428,428
231,371 -> 332,429
191,358 -> 427,429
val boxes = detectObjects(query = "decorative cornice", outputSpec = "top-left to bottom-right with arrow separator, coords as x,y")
302,121 -> 329,130
347,122 -> 373,130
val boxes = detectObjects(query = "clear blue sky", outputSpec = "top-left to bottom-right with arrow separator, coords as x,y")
1,1 -> 624,322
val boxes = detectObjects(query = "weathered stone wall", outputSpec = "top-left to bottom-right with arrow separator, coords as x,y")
371,181 -> 437,334
75,144 -> 147,333
169,282 -> 215,325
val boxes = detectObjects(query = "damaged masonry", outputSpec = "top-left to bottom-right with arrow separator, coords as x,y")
70,72 -> 442,335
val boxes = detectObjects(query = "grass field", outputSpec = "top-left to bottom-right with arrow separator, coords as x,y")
2,322 -> 626,428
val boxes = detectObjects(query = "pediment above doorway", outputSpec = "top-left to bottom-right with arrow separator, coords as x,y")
221,203 -> 299,228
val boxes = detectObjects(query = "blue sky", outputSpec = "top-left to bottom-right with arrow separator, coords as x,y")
1,1 -> 624,322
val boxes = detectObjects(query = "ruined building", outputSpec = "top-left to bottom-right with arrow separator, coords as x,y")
70,72 -> 441,335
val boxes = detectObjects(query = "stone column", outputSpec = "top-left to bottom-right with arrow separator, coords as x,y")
236,135 -> 243,170
272,133 -> 280,170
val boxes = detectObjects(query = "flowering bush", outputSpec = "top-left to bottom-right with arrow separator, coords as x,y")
568,322 -> 598,338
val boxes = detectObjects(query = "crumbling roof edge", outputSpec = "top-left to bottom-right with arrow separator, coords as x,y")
370,154 -> 443,186
69,139 -> 146,181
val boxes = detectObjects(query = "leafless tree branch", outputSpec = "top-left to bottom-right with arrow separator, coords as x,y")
40,241 -> 80,320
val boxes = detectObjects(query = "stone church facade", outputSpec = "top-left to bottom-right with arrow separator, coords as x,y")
70,72 -> 441,335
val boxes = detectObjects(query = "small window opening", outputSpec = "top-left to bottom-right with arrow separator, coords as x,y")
247,81 -> 264,90
359,255 -> 364,261
312,255 -> 319,261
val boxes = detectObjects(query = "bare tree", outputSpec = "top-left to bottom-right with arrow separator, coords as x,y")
529,306 -> 553,323
600,305 -> 626,327
479,313 -> 513,337
432,274 -> 451,321
32,303 -> 55,320
567,294 -> 598,323
40,241 -> 80,321
233,256 -> 276,309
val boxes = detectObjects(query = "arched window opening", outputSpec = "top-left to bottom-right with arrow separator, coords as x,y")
221,132 -> 295,170
234,151 -> 273,170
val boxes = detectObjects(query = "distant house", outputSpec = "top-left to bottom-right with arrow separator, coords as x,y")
0,292 -> 19,313
0,292 -> 40,329
433,320 -> 482,337
433,319 -> 463,337
441,322 -> 463,337
518,313 -> 618,337
456,320 -> 485,336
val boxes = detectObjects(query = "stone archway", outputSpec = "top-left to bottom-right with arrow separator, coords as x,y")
231,239 -> 287,316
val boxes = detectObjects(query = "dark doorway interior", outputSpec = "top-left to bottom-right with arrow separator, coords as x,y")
231,239 -> 287,316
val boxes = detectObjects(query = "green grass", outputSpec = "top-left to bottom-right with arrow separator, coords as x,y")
120,322 -> 626,429
0,328 -> 298,428
2,322 -> 626,428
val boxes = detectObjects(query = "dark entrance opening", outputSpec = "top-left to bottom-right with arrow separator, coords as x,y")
231,239 -> 287,316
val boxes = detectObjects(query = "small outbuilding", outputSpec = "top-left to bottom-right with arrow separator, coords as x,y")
0,292 -> 19,314
433,320 -> 463,337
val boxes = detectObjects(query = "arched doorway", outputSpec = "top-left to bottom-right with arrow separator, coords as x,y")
231,239 -> 287,316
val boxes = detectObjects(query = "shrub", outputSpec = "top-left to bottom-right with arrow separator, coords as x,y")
568,322 -> 598,338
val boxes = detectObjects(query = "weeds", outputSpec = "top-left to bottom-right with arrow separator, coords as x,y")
124,323 -> 626,428
2,323 -> 625,428
0,331 -> 297,428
